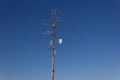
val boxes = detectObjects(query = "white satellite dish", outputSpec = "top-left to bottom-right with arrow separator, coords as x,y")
50,40 -> 54,46
58,38 -> 62,44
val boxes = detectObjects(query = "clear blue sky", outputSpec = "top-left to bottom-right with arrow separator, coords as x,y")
0,0 -> 120,80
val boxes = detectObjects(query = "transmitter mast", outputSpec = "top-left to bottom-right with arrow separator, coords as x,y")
43,8 -> 62,80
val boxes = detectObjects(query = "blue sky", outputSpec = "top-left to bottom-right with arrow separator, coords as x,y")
0,0 -> 120,80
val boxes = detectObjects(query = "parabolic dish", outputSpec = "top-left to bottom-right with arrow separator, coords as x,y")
58,38 -> 62,44
50,40 -> 54,46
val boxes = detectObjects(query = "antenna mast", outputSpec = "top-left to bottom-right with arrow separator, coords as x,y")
43,8 -> 62,80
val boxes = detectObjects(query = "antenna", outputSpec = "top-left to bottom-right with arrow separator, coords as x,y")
43,8 -> 62,80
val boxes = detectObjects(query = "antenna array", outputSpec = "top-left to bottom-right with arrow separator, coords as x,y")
43,8 -> 62,80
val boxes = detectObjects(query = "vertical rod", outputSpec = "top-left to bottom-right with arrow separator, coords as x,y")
50,8 -> 61,80
52,9 -> 57,80
52,48 -> 56,80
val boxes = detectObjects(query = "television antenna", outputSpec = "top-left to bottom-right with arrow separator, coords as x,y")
43,8 -> 62,80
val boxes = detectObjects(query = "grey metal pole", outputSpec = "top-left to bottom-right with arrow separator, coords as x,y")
43,8 -> 61,80
51,9 -> 57,80
52,48 -> 56,80
52,18 -> 56,80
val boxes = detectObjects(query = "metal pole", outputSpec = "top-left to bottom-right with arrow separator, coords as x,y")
52,14 -> 57,80
43,8 -> 61,80
52,48 -> 56,80
52,10 -> 57,80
